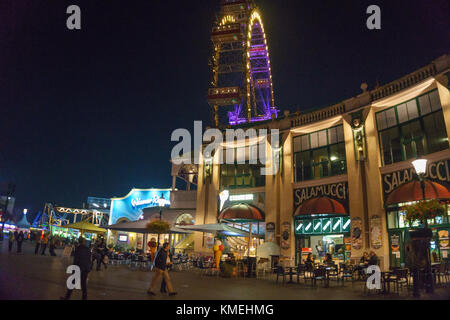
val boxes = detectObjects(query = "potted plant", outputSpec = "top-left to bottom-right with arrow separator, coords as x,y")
146,220 -> 170,247
403,199 -> 446,228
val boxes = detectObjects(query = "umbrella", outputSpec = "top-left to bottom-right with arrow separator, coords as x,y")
176,223 -> 249,237
107,219 -> 191,234
61,220 -> 107,234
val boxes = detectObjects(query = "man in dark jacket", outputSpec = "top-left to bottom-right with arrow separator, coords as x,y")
61,237 -> 92,300
16,231 -> 24,253
147,243 -> 177,296
368,251 -> 378,266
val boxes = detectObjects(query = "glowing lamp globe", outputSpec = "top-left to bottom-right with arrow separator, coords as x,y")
412,159 -> 428,175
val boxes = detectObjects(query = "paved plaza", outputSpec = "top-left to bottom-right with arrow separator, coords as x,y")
1,241 -> 449,300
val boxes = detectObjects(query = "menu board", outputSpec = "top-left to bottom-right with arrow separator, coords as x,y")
281,222 -> 291,250
351,217 -> 362,250
370,215 -> 382,249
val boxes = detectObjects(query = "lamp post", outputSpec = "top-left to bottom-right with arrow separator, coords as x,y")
411,158 -> 434,295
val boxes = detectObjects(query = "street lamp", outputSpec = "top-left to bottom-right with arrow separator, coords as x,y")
411,158 -> 433,295
412,158 -> 428,207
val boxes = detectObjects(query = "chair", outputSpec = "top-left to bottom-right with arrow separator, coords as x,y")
327,264 -> 340,283
386,268 -> 409,293
296,264 -> 307,284
339,263 -> 355,285
433,261 -> 448,286
275,265 -> 289,285
305,268 -> 327,287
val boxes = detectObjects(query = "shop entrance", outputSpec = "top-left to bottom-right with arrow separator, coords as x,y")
294,215 -> 351,265
296,234 -> 349,265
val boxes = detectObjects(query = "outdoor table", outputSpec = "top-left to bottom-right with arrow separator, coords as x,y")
286,267 -> 296,284
381,271 -> 394,293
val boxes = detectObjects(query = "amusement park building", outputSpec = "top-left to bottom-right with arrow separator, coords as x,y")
194,54 -> 450,271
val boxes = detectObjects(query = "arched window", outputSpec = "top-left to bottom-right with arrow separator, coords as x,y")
175,213 -> 194,226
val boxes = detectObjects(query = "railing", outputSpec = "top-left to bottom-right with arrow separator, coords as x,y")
290,103 -> 345,128
370,64 -> 437,101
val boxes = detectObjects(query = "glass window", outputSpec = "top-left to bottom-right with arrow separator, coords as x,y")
397,103 -> 408,123
401,120 -> 424,159
385,108 -> 397,128
406,100 -> 419,120
295,151 -> 312,181
377,112 -> 387,130
423,112 -> 449,154
328,127 -> 337,144
380,127 -> 402,165
337,125 -> 344,142
429,90 -> 442,111
301,135 -> 309,151
419,94 -> 432,115
387,211 -> 397,229
377,90 -> 448,166
329,143 -> 346,176
293,126 -> 346,182
220,148 -> 265,189
312,147 -> 329,178
318,130 -> 327,147
310,132 -> 318,149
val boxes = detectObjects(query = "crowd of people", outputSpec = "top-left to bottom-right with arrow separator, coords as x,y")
4,231 -> 179,300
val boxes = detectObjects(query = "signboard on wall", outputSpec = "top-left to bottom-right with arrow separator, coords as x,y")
351,217 -> 362,250
109,188 -> 171,225
218,191 -> 265,214
295,216 -> 350,235
281,222 -> 290,250
370,215 -> 382,249
293,182 -> 349,214
382,159 -> 450,200
266,222 -> 275,242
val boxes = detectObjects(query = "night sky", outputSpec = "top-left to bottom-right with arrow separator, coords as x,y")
0,0 -> 448,220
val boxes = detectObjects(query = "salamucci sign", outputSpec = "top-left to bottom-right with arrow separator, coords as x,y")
294,182 -> 348,211
382,159 -> 450,198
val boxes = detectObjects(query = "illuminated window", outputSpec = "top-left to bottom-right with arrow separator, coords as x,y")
293,125 -> 346,182
376,90 -> 448,166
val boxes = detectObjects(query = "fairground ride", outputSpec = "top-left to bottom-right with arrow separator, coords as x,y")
34,203 -> 109,233
207,0 -> 277,127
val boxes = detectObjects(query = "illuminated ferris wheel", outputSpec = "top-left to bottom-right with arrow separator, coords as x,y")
207,0 -> 277,127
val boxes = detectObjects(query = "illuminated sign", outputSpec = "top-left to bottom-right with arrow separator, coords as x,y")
382,159 -> 450,199
118,235 -> 128,242
295,216 -> 350,235
229,194 -> 254,201
109,188 -> 171,225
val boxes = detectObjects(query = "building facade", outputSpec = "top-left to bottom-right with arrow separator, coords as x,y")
194,54 -> 450,270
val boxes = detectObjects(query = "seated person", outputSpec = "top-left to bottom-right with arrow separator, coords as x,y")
304,253 -> 314,271
360,251 -> 369,265
323,253 -> 334,266
368,251 -> 378,266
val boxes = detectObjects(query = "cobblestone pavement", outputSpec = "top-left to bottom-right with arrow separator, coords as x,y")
1,240 -> 449,300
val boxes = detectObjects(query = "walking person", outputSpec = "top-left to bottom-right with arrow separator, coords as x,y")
16,231 -> 24,253
49,236 -> 57,256
60,237 -> 92,300
97,239 -> 107,271
160,249 -> 173,293
147,242 -> 177,296
8,231 -> 15,253
41,232 -> 49,255
35,232 -> 42,255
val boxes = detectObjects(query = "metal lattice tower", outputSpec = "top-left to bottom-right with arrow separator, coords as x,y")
207,0 -> 277,127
